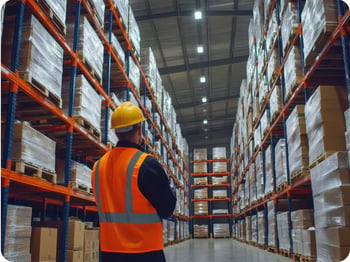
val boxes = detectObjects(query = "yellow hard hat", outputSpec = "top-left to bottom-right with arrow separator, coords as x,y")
111,102 -> 145,133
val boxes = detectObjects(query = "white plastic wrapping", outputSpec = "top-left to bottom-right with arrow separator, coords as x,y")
267,50 -> 279,84
128,6 -> 141,56
212,176 -> 228,185
212,147 -> 227,159
302,228 -> 316,258
113,0 -> 129,30
213,162 -> 227,173
275,139 -> 288,187
141,47 -> 157,89
258,211 -> 266,245
194,148 -> 207,161
101,107 -> 119,146
277,211 -> 291,250
286,105 -> 308,176
246,216 -> 252,241
213,224 -> 230,238
304,86 -> 348,164
281,3 -> 299,54
253,0 -> 263,48
257,50 -> 265,82
265,145 -> 273,194
258,79 -> 269,108
266,10 -> 278,52
255,152 -> 264,199
292,229 -> 303,255
302,0 -> 338,64
45,0 -> 67,26
251,215 -> 257,243
245,173 -> 250,208
248,18 -> 255,53
267,200 -> 276,247
269,85 -> 282,122
71,161 -> 92,188
254,124 -> 261,150
62,75 -> 102,133
128,57 -> 140,91
194,224 -> 208,238
261,108 -> 270,136
194,201 -> 208,216
213,190 -> 227,199
167,221 -> 175,241
110,32 -> 125,64
246,52 -> 255,90
90,0 -> 105,27
194,188 -> 208,199
67,16 -> 104,81
249,163 -> 257,203
12,121 -> 56,172
284,46 -> 302,100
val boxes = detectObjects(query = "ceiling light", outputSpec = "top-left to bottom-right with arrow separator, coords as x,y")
202,108 -> 207,113
202,97 -> 207,103
200,76 -> 206,83
194,11 -> 202,20
205,135 -> 209,139
197,45 -> 204,54
203,119 -> 208,125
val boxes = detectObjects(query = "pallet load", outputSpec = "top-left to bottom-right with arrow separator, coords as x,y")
283,46 -> 303,101
12,121 -> 57,183
38,0 -> 67,34
212,147 -> 227,159
141,47 -> 157,92
88,0 -> 105,29
66,16 -> 104,83
255,152 -> 264,200
275,139 -> 288,191
128,5 -> 141,57
257,211 -> 266,246
310,152 -> 350,261
277,211 -> 291,252
280,2 -> 299,55
2,14 -> 64,107
31,227 -> 58,262
167,221 -> 175,243
128,56 -> 141,93
67,219 -> 85,262
286,105 -> 309,180
62,75 -> 102,139
251,215 -> 257,244
270,86 -> 282,123
265,146 -> 274,195
194,188 -> 208,199
213,224 -> 230,238
100,106 -> 119,147
4,205 -> 32,262
83,228 -> 99,262
194,201 -> 208,216
113,0 -> 129,30
194,224 -> 208,238
267,200 -> 276,249
304,86 -> 348,166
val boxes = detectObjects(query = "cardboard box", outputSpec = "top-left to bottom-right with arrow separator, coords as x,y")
68,220 -> 85,250
193,148 -> 207,160
193,162 -> 207,173
84,229 -> 100,252
319,227 -> 350,246
67,250 -> 84,262
31,227 -> 57,262
84,250 -> 99,262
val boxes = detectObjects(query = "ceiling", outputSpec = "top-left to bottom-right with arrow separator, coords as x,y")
129,0 -> 254,150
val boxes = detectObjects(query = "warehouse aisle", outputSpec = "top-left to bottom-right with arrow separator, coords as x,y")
165,239 -> 291,262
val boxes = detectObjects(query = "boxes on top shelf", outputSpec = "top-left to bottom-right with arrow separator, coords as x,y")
304,86 -> 348,165
62,74 -> 102,136
281,3 -> 299,55
128,5 -> 141,57
212,147 -> 227,159
2,14 -> 64,105
113,0 -> 129,31
66,16 -> 104,83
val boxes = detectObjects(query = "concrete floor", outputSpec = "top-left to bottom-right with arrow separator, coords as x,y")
165,239 -> 292,262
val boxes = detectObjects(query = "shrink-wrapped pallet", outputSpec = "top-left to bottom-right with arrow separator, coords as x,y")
194,201 -> 208,216
275,139 -> 288,188
141,47 -> 157,90
45,0 -> 67,29
286,105 -> 308,177
270,85 -> 282,122
310,152 -> 350,261
258,79 -> 269,108
258,211 -> 266,245
60,160 -> 92,189
212,190 -> 227,199
4,205 -> 32,262
251,215 -> 257,243
292,228 -> 303,255
128,6 -> 141,56
109,32 -> 125,65
213,224 -> 230,238
193,177 -> 208,185
246,216 -> 252,242
193,162 -> 207,174
62,75 -> 102,134
254,124 -> 261,150
291,210 -> 315,256
291,209 -> 314,230
284,46 -> 303,100
89,0 -> 105,28
2,15 -> 63,101
212,147 -> 227,159
253,0 -> 263,48
213,162 -> 227,173
162,220 -> 168,245
248,18 -> 255,54
12,121 -> 56,173
302,0 -> 338,65
101,107 -> 119,147
194,148 -> 207,161
266,10 -> 278,53
194,224 -> 208,238
267,200 -> 276,247
212,209 -> 228,215
305,86 -> 348,164
265,145 -> 274,194
249,163 -> 257,203
255,152 -> 264,199
66,16 -> 104,81
267,50 -> 279,84
246,52 -> 255,91
113,0 -> 129,30
281,3 -> 299,54
194,188 -> 208,199
244,172 -> 250,208
277,211 -> 291,250
128,57 -> 140,92
261,108 -> 270,136
212,176 -> 228,185
257,45 -> 265,80
167,221 -> 175,242
302,229 -> 317,258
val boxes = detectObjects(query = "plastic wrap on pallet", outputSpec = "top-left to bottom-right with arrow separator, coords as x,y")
251,215 -> 257,243
261,108 -> 270,136
194,224 -> 208,238
253,0 -> 263,48
254,124 -> 261,150
66,16 -> 104,81
246,52 -> 255,89
257,49 -> 264,81
305,86 -> 348,164
45,0 -> 67,26
267,200 -> 276,247
275,139 -> 288,187
128,6 -> 141,56
248,18 -> 255,53
70,161 -> 92,188
212,176 -> 228,185
284,46 -> 302,100
269,85 -> 282,123
212,147 -> 227,159
291,209 -> 314,230
255,152 -> 264,199
212,190 -> 227,199
141,47 -> 157,90
286,105 -> 308,176
258,79 -> 269,108
110,92 -> 122,107
194,188 -> 208,199
113,0 -> 129,30
277,211 -> 291,250
12,121 -> 56,172
193,177 -> 208,185
258,211 -> 266,245
249,163 -> 257,203
213,223 -> 230,238
267,50 -> 279,84
62,75 -> 102,133
90,0 -> 105,27
194,201 -> 208,216
266,10 -> 278,52
162,219 -> 168,245
246,216 -> 252,242
281,3 -> 299,55
167,221 -> 175,242
302,0 -> 338,64
128,57 -> 140,92
109,32 -> 125,65
212,162 -> 227,173
101,107 -> 119,146
264,145 -> 273,194
302,228 -> 317,258
212,209 -> 228,215
194,148 -> 207,160
193,162 -> 207,174
292,229 -> 303,255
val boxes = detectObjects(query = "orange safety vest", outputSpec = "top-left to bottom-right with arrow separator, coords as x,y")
91,147 -> 163,253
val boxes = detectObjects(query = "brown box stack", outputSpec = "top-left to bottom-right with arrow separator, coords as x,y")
194,148 -> 208,161
212,162 -> 227,173
67,219 -> 85,262
212,176 -> 228,185
212,147 -> 227,159
84,228 -> 100,262
193,224 -> 208,238
193,162 -> 207,173
213,224 -> 230,238
31,227 -> 57,262
194,188 -> 208,199
193,177 -> 208,185
194,201 -> 208,216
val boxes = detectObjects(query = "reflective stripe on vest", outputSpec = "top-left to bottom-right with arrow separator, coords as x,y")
94,150 -> 161,224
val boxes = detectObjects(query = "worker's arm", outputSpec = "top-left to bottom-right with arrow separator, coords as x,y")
138,156 -> 177,218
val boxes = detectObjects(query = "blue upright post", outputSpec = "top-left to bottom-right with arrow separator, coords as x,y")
126,50 -> 131,101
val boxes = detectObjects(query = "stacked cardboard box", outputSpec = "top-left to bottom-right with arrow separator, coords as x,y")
193,162 -> 207,174
212,190 -> 227,199
89,0 -> 105,28
277,212 -> 291,251
267,200 -> 276,248
128,57 -> 140,93
270,86 -> 282,122
128,6 -> 141,56
212,147 -> 227,159
305,86 -> 348,164
251,215 -> 257,243
193,177 -> 208,185
310,152 -> 350,262
249,163 -> 257,204
113,0 -> 129,30
194,148 -> 207,160
83,228 -> 99,262
31,227 -> 57,262
286,105 -> 308,177
265,146 -> 274,194
194,188 -> 208,199
212,176 -> 227,185
194,201 -> 208,216
213,224 -> 230,238
283,46 -> 302,101
281,2 -> 299,54
212,162 -> 227,173
194,224 -> 208,238
255,152 -> 264,199
67,219 -> 85,262
275,139 -> 288,188
4,205 -> 32,262
258,211 -> 266,245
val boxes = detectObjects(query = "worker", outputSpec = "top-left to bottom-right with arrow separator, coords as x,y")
91,101 -> 177,262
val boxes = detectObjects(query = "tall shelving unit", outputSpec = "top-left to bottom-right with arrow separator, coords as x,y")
1,0 -> 190,261
231,0 -> 350,259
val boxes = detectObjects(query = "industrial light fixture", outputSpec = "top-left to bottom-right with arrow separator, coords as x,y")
200,76 -> 206,83
194,11 -> 202,20
203,119 -> 208,125
202,97 -> 207,103
197,45 -> 204,54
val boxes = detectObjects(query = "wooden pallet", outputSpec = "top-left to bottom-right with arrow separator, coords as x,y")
265,191 -> 273,200
74,116 -> 101,142
279,249 -> 291,258
283,26 -> 300,56
276,182 -> 288,193
70,181 -> 92,194
12,160 -> 57,184
299,255 -> 316,262
285,74 -> 304,103
267,246 -> 277,253
86,0 -> 104,29
291,167 -> 309,184
271,108 -> 282,124
21,72 -> 62,108
309,151 -> 336,169
35,0 -> 66,35
77,53 -> 103,86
